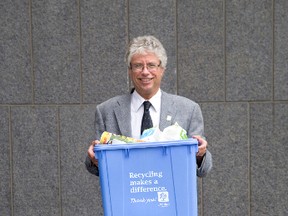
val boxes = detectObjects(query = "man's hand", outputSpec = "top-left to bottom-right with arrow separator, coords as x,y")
87,140 -> 100,166
193,135 -> 208,166
193,135 -> 208,157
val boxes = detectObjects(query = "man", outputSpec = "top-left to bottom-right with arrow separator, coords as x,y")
85,35 -> 212,177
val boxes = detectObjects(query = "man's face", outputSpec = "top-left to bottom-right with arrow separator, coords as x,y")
129,52 -> 164,99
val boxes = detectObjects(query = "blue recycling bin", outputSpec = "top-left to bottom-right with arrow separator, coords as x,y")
94,139 -> 198,216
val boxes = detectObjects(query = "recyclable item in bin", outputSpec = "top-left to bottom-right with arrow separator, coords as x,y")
99,123 -> 187,145
140,127 -> 162,142
141,122 -> 188,142
163,122 -> 188,140
100,131 -> 144,144
94,139 -> 199,216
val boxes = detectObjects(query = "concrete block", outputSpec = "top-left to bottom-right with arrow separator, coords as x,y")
201,102 -> 249,215
11,106 -> 60,215
81,0 -> 128,104
250,103 -> 288,215
177,0 -> 225,102
226,0 -> 273,101
32,1 -> 80,104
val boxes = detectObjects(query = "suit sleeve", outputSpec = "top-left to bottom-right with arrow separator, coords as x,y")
197,150 -> 212,177
188,103 -> 212,177
84,105 -> 104,176
85,155 -> 99,176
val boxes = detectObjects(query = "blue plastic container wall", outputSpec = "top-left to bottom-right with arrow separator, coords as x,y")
94,139 -> 199,216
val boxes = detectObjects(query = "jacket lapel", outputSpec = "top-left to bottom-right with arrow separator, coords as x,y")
159,91 -> 176,131
113,91 -> 176,136
113,94 -> 132,137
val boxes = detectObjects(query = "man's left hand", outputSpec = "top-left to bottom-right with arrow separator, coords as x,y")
193,135 -> 207,157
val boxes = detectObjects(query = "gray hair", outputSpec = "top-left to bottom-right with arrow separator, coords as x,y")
125,35 -> 167,69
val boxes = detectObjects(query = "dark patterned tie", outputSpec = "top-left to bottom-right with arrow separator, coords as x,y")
141,101 -> 153,134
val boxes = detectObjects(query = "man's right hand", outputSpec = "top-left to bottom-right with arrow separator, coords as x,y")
88,140 -> 100,166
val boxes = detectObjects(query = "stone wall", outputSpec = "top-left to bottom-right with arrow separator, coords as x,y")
1,0 -> 287,215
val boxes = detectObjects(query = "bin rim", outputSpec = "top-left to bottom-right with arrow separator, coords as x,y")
94,138 -> 198,152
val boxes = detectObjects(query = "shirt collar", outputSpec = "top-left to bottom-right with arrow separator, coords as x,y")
131,89 -> 162,112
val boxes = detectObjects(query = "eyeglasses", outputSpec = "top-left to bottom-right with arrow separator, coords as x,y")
130,63 -> 161,73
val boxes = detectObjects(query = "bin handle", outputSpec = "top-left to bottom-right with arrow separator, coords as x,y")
124,149 -> 130,158
162,146 -> 167,156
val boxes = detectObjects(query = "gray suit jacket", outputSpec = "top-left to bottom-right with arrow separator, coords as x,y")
85,90 -> 212,177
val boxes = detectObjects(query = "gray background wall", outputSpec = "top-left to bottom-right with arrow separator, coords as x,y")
1,0 -> 287,215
